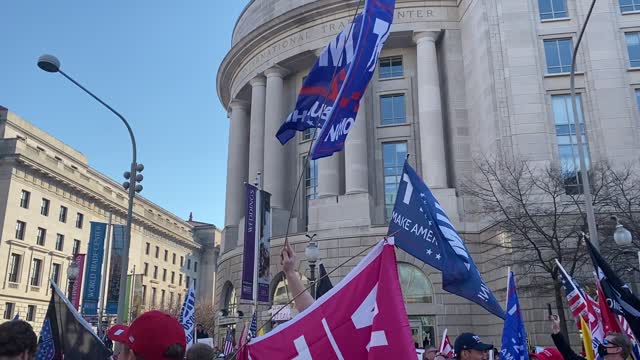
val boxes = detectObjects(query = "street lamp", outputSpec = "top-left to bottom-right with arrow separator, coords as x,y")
67,259 -> 80,302
305,234 -> 320,299
38,55 -> 143,326
612,216 -> 633,246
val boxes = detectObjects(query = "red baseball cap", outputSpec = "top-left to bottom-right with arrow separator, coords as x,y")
113,311 -> 187,360
107,324 -> 129,343
530,348 -> 563,360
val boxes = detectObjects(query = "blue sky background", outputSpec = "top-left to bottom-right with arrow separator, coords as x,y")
1,1 -> 248,227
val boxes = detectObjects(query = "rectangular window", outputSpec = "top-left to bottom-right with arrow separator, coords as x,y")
193,278 -> 197,290
379,56 -> 404,78
142,285 -> 147,304
161,290 -> 166,308
163,269 -> 167,282
544,38 -> 573,74
179,274 -> 183,286
186,276 -> 191,288
20,190 -> 31,209
538,0 -> 568,20
380,94 -> 406,125
152,287 -> 157,307
621,0 -> 640,13
15,221 -> 26,240
636,89 -> 640,113
30,259 -> 42,286
304,157 -> 318,202
8,254 -> 21,283
302,128 -> 318,141
59,206 -> 67,223
55,234 -> 64,251
75,213 -> 84,229
145,242 -> 150,255
383,142 -> 408,220
36,228 -> 47,246
172,253 -> 176,265
171,271 -> 175,284
626,32 -> 640,68
164,250 -> 168,262
143,263 -> 149,276
73,240 -> 81,255
194,262 -> 198,273
187,259 -> 191,270
3,303 -> 15,320
180,256 -> 184,267
41,198 -> 50,216
51,263 -> 61,285
169,292 -> 174,307
155,246 -> 159,259
552,95 -> 590,189
27,305 -> 36,322
153,266 -> 158,279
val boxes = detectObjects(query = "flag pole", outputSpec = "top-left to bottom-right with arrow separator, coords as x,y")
252,172 -> 262,337
98,211 -> 113,330
439,328 -> 448,353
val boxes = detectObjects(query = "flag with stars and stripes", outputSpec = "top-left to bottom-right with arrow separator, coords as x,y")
223,328 -> 235,356
249,312 -> 258,338
555,259 -> 589,321
388,161 -> 504,319
35,318 -> 56,360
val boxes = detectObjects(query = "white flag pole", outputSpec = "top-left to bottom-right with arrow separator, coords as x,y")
252,172 -> 263,335
439,328 -> 448,353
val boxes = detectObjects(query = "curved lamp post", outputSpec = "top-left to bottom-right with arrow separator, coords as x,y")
38,55 -> 143,326
67,259 -> 80,302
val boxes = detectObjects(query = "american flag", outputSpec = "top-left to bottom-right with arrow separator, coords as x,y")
249,312 -> 258,338
438,329 -> 455,358
619,315 -> 640,360
35,319 -> 55,360
223,329 -> 235,356
556,260 -> 589,320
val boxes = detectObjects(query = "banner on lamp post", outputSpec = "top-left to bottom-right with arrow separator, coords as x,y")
71,254 -> 86,310
106,224 -> 126,315
241,183 -> 258,301
82,222 -> 107,315
258,190 -> 271,303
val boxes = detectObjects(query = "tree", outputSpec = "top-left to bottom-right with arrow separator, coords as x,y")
460,156 -> 622,342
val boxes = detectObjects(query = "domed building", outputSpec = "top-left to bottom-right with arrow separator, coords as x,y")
215,0 -> 640,347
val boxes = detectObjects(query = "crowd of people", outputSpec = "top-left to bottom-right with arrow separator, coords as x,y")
0,245 -> 635,359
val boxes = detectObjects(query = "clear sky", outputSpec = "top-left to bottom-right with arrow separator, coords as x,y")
1,1 -> 249,227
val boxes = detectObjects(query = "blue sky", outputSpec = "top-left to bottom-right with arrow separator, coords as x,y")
1,1 -> 248,227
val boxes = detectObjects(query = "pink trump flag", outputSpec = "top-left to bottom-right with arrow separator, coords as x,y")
238,238 -> 415,359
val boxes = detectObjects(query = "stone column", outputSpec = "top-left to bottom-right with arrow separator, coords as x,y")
224,100 -> 250,227
263,66 -> 288,209
248,76 -> 266,182
345,100 -> 368,194
318,154 -> 340,198
414,31 -> 448,188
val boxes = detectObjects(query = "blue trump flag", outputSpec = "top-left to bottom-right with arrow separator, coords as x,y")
388,161 -> 505,318
276,0 -> 395,160
501,271 -> 529,360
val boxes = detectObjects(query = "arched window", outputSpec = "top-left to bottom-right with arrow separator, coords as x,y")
398,263 -> 433,303
222,282 -> 237,315
271,272 -> 309,305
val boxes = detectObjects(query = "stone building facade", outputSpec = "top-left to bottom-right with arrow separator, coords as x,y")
0,107 -> 220,331
215,0 -> 640,347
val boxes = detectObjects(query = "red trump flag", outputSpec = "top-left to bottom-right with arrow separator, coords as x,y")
238,238 -> 415,359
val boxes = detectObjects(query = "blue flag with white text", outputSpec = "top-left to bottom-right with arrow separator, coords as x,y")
501,272 -> 529,360
179,287 -> 196,345
276,0 -> 395,159
388,161 -> 505,318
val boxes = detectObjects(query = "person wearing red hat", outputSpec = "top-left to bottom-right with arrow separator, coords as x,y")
109,310 -> 186,360
529,347 -> 563,360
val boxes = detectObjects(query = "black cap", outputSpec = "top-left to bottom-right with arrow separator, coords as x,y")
454,333 -> 494,356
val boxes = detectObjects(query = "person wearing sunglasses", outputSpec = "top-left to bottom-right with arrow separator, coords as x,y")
550,314 -> 631,360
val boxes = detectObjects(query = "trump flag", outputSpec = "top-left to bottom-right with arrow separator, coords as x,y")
276,0 -> 395,159
238,239 -> 414,359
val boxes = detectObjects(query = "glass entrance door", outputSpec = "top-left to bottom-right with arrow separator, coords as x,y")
409,315 -> 436,349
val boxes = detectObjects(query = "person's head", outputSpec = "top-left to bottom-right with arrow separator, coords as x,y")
454,333 -> 493,360
107,324 -> 132,359
529,347 -> 563,360
424,346 -> 438,360
434,353 -> 448,360
112,310 -> 186,360
186,343 -> 216,360
0,320 -> 38,360
597,333 -> 632,360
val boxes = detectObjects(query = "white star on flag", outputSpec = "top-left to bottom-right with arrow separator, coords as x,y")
436,254 -> 441,260
426,249 -> 432,255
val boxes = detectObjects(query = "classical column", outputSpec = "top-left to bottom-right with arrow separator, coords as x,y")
224,100 -> 250,227
318,154 -> 340,198
345,100 -> 368,194
414,31 -> 448,188
263,66 -> 288,209
248,76 -> 266,182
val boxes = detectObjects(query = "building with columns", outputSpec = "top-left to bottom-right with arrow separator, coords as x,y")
0,107 -> 221,331
216,0 -> 640,347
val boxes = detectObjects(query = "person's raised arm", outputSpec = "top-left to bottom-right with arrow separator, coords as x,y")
281,244 -> 315,312
550,315 -> 585,360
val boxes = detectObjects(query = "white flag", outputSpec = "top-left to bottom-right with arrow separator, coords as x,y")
180,287 -> 196,344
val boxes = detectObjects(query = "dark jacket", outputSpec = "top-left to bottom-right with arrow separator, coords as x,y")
552,332 -> 586,360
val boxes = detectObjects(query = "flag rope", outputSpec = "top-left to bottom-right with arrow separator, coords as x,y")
229,232 -> 397,360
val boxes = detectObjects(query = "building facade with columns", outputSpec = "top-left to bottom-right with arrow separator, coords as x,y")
216,0 -> 640,346
0,107 -> 221,331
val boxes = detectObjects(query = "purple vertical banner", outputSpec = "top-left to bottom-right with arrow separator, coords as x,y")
258,191 -> 272,302
106,224 -> 126,314
71,254 -> 86,310
241,183 -> 258,301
